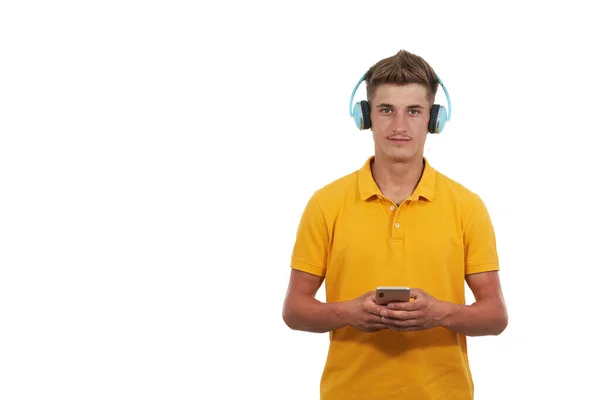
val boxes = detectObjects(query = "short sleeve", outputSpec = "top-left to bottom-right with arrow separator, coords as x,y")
463,194 -> 500,275
290,192 -> 329,277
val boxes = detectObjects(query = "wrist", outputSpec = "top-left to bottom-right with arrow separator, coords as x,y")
331,300 -> 353,327
437,301 -> 461,329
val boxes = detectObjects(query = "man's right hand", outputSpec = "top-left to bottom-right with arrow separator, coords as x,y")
283,270 -> 393,333
344,291 -> 390,332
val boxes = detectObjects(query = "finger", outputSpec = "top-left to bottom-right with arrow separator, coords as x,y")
383,309 -> 425,321
365,291 -> 377,301
370,313 -> 390,324
389,325 -> 424,332
382,316 -> 420,328
380,309 -> 412,321
410,288 -> 427,299
387,301 -> 421,311
360,296 -> 387,317
366,316 -> 392,331
366,304 -> 389,316
369,322 -> 391,331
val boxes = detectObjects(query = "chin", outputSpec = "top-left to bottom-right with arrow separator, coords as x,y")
384,149 -> 416,163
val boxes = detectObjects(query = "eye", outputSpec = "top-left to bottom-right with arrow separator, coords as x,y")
408,109 -> 421,116
381,107 -> 392,114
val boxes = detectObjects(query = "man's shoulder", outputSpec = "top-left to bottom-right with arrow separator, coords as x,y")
434,168 -> 485,206
313,167 -> 361,202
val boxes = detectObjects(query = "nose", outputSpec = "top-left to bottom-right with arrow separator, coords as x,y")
391,112 -> 408,133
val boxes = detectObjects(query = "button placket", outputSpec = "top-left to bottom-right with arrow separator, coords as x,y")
391,200 -> 409,240
386,201 -> 399,240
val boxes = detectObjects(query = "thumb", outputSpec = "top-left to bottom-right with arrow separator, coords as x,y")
409,288 -> 427,300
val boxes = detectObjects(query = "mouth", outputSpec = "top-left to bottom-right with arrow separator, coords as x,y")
387,136 -> 411,143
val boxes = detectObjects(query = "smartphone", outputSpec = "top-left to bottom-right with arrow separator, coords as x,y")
375,286 -> 411,305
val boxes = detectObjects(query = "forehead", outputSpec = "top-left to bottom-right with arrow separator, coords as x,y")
372,83 -> 430,106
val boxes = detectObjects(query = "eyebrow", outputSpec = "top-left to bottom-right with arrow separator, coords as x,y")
376,103 -> 426,109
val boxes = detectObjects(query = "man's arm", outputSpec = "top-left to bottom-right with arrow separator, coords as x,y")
282,269 -> 346,333
438,270 -> 508,336
439,191 -> 508,336
380,271 -> 508,336
282,269 -> 389,334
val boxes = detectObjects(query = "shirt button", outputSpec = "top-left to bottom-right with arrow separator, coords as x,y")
395,223 -> 400,228
390,205 -> 395,211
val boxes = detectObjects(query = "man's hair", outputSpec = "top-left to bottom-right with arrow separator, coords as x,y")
365,50 -> 439,105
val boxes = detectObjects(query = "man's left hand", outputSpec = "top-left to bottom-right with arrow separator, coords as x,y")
379,288 -> 452,332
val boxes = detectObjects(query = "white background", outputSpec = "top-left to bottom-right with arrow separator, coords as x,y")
1,1 -> 599,399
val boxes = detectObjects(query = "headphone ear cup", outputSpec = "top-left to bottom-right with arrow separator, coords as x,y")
428,104 -> 440,133
352,102 -> 363,129
436,106 -> 448,134
429,105 -> 449,134
360,101 -> 371,130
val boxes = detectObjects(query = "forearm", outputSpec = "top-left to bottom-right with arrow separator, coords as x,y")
439,298 -> 508,336
283,295 -> 350,333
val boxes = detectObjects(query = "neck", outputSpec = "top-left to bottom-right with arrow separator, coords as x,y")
371,155 -> 425,203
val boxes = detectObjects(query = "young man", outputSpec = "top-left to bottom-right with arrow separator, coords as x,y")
282,50 -> 508,399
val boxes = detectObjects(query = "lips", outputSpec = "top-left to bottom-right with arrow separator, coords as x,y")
387,136 -> 411,142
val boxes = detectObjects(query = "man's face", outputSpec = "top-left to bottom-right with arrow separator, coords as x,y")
369,83 -> 431,163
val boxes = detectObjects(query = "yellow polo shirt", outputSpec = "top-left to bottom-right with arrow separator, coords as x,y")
290,156 -> 500,400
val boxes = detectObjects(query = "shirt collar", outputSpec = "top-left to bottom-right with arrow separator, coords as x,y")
358,156 -> 436,202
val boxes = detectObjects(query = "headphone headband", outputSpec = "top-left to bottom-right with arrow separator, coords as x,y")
349,72 -> 368,117
350,73 -> 451,121
436,76 -> 452,121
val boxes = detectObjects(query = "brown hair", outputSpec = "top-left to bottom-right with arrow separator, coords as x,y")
365,50 -> 439,105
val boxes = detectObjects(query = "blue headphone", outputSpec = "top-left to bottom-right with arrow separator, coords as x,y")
349,72 -> 452,134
